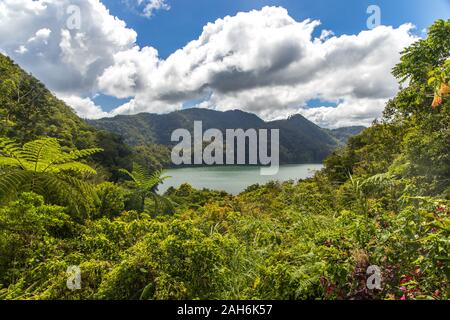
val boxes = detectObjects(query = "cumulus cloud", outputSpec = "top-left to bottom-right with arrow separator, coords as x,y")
99,6 -> 416,126
0,0 -> 137,114
28,28 -> 52,43
299,99 -> 387,128
0,3 -> 418,127
60,95 -> 109,119
97,46 -> 160,98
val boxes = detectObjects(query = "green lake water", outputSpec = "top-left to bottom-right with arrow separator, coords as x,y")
159,164 -> 324,195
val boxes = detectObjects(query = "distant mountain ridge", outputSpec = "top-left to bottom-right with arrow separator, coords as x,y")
88,109 -> 365,164
327,126 -> 367,144
0,52 -> 365,167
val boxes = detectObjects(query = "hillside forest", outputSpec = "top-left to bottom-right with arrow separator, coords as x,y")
0,20 -> 448,300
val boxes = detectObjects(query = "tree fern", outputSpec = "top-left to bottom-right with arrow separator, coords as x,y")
0,137 -> 102,215
119,163 -> 173,214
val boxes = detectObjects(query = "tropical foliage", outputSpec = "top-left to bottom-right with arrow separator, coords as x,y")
0,19 -> 449,300
119,163 -> 173,214
0,138 -> 102,215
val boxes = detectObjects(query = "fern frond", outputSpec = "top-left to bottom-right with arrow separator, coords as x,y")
119,163 -> 172,214
66,148 -> 104,161
21,138 -> 61,166
130,163 -> 150,186
148,193 -> 174,215
0,138 -> 101,216
48,162 -> 97,175
118,168 -> 137,184
0,170 -> 32,204
51,173 -> 97,214
142,169 -> 170,191
0,156 -> 21,168
47,148 -> 103,166
0,138 -> 27,169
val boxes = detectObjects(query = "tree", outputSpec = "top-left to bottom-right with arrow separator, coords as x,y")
93,182 -> 126,218
119,163 -> 173,214
0,137 -> 102,215
428,59 -> 450,108
393,19 -> 450,86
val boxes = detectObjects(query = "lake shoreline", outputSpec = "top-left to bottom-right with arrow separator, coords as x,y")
164,163 -> 324,169
159,164 -> 324,195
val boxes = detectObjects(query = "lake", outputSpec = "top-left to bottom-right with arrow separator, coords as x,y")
158,164 -> 324,195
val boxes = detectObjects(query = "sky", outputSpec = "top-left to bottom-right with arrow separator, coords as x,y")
0,0 -> 449,128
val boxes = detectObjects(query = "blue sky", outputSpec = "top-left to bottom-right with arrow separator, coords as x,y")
104,0 -> 449,58
1,0 -> 448,127
94,0 -> 450,111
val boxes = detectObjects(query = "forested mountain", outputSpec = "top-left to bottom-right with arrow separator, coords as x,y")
0,51 -> 361,167
89,109 -> 363,164
0,54 -> 171,177
0,19 -> 448,301
0,50 -> 360,169
0,54 -> 94,148
90,108 -> 265,146
327,126 -> 366,143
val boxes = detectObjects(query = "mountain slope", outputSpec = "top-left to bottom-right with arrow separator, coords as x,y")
88,109 -> 266,145
0,53 -> 362,167
327,126 -> 366,144
0,54 -> 133,177
0,54 -> 93,147
268,114 -> 339,163
89,109 -> 359,164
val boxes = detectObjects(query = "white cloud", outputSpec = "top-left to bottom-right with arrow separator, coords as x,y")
298,98 -> 386,128
15,45 -> 28,54
100,6 -> 416,127
60,95 -> 109,119
319,29 -> 334,41
124,0 -> 170,18
97,46 -> 160,98
141,0 -> 170,17
28,28 -> 52,43
0,3 -> 418,127
0,0 -> 137,95
109,97 -> 179,116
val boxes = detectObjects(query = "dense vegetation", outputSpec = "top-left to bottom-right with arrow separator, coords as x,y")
0,20 -> 449,300
89,108 -> 364,164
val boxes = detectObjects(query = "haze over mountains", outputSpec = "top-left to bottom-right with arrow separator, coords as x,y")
88,109 -> 365,164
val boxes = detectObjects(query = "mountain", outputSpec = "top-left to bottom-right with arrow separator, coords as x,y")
0,54 -> 92,147
327,126 -> 366,144
0,52 -> 363,167
0,53 -> 133,178
89,109 -> 363,164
